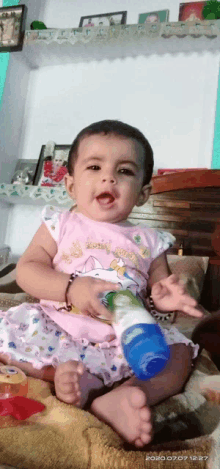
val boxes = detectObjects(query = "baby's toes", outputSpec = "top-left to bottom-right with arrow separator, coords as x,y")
56,379 -> 81,404
74,381 -> 81,397
141,431 -> 152,444
77,362 -> 85,375
134,438 -> 145,448
141,421 -> 152,434
135,431 -> 152,448
68,379 -> 81,396
140,406 -> 151,422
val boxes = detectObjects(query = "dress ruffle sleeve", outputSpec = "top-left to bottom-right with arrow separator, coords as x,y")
152,230 -> 176,259
41,205 -> 63,243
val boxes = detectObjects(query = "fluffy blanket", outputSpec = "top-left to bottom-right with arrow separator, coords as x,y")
0,348 -> 218,468
0,293 -> 219,469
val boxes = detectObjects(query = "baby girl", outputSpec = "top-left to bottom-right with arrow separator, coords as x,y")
0,120 -> 202,448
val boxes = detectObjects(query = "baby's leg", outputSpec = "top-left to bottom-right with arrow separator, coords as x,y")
128,343 -> 194,406
0,353 -> 56,381
0,354 -> 106,409
90,344 -> 193,448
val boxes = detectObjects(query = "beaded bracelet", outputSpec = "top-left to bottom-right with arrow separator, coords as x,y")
65,273 -> 78,311
148,295 -> 175,322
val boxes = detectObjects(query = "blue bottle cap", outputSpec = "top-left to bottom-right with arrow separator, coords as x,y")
121,323 -> 170,380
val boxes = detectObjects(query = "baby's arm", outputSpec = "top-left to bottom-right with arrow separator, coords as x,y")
148,253 -> 203,318
16,222 -> 118,320
16,222 -> 70,302
148,252 -> 171,289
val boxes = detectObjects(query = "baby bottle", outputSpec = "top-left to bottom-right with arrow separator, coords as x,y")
102,289 -> 170,381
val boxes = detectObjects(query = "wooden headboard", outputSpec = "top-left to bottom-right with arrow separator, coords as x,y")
128,169 -> 220,311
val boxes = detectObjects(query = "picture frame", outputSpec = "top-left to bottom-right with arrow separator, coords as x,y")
138,10 -> 169,24
178,2 -> 206,21
0,4 -> 27,52
34,143 -> 71,187
11,159 -> 38,185
79,11 -> 127,28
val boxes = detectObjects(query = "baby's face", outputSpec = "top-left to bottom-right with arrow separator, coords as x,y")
53,156 -> 64,167
66,134 -> 148,223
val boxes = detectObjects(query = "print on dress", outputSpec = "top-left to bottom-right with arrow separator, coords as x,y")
56,256 -> 144,317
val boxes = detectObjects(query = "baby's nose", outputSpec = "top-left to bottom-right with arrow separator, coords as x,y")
102,176 -> 116,184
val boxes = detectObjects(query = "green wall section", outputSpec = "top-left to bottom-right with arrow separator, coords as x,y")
0,0 -> 20,111
212,66 -> 220,169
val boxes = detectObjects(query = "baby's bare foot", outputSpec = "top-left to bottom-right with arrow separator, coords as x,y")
90,385 -> 152,447
54,360 -> 85,407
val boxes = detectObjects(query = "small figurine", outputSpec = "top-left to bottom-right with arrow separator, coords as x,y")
0,365 -> 45,420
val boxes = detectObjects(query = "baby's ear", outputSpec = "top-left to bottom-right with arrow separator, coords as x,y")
64,173 -> 75,198
136,184 -> 151,207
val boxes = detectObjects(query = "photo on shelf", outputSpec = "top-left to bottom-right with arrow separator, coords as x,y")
11,159 -> 38,185
34,143 -> 70,187
79,11 -> 127,28
138,10 -> 169,24
0,4 -> 27,52
178,2 -> 206,21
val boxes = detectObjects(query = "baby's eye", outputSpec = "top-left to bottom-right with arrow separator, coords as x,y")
87,165 -> 100,171
119,168 -> 134,176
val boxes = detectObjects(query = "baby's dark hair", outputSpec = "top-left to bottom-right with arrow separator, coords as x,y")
67,120 -> 154,186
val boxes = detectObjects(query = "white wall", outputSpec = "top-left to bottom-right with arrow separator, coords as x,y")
42,0 -> 194,28
21,53 -> 219,171
2,0 -> 220,259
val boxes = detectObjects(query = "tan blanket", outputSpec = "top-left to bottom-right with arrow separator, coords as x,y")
0,293 -> 219,468
0,349 -> 218,469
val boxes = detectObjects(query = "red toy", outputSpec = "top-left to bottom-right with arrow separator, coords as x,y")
0,365 -> 45,420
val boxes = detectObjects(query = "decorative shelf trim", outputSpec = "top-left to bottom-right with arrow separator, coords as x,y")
0,184 -> 73,206
24,21 -> 220,46
21,21 -> 220,68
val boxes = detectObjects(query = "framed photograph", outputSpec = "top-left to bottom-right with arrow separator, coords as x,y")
34,143 -> 71,187
0,4 -> 27,52
79,11 -> 127,28
178,2 -> 206,21
138,10 -> 169,24
11,159 -> 38,185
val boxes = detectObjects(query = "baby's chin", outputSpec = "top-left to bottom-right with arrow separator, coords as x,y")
78,206 -> 128,223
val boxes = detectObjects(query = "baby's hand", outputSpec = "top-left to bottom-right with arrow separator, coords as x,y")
68,276 -> 120,321
151,274 -> 203,318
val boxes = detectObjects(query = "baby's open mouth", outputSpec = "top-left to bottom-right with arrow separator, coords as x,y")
96,192 -> 115,205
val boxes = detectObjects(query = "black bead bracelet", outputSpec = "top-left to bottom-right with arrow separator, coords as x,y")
149,295 -> 174,322
65,273 -> 78,311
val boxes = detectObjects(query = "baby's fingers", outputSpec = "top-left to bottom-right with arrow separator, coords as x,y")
152,283 -> 168,300
97,281 -> 120,293
181,294 -> 197,306
92,298 -> 113,321
182,304 -> 203,317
